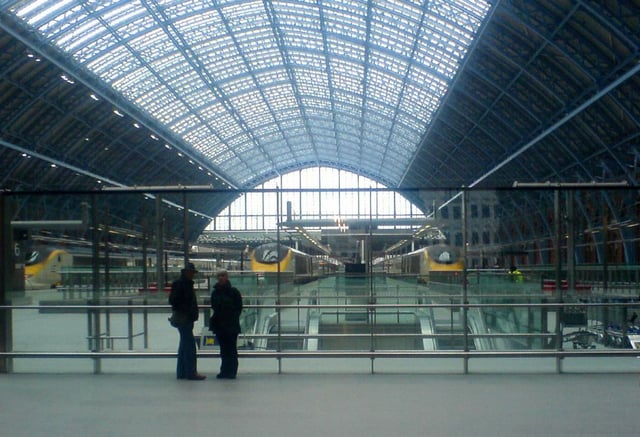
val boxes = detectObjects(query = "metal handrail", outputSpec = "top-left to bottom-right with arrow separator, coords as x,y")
2,301 -> 639,374
2,301 -> 639,310
1,350 -> 638,359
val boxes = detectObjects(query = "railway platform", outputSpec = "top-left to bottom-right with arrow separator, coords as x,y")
1,367 -> 638,436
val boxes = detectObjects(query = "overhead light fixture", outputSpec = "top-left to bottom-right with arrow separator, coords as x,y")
334,216 -> 347,232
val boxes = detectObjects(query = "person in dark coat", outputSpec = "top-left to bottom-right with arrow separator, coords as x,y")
169,262 -> 206,380
210,269 -> 243,379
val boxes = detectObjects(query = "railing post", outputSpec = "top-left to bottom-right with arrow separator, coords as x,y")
88,299 -> 101,373
87,305 -> 93,351
297,293 -> 301,332
336,287 -> 339,324
143,299 -> 148,349
91,194 -> 102,374
105,307 -> 112,349
397,285 -> 400,323
462,188 -> 469,375
128,299 -> 134,350
0,193 -> 14,373
276,186 -> 282,374
554,189 -> 564,374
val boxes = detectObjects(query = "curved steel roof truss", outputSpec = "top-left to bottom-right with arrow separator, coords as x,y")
5,0 -> 490,188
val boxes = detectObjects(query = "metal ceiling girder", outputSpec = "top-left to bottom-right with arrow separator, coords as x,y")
1,138 -> 122,187
0,9 -> 236,190
468,61 -> 640,189
264,0 -> 321,170
400,0 -> 500,186
137,0 -> 261,182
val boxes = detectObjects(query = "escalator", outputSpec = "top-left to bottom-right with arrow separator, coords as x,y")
266,323 -> 306,350
317,321 -> 423,350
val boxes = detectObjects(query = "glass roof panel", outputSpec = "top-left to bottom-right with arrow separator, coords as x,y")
6,0 -> 490,187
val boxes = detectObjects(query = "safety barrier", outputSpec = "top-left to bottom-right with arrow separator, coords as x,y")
2,300 -> 640,375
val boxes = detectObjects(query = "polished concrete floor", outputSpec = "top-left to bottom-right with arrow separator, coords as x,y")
1,367 -> 638,437
5,285 -> 640,436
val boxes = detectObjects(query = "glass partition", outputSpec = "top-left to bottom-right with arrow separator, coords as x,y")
1,186 -> 639,374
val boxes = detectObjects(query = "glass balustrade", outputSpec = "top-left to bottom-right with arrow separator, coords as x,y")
1,187 -> 639,373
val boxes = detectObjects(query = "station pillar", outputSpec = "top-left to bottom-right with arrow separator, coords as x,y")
0,194 -> 14,372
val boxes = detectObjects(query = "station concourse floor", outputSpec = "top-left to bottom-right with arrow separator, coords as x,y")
1,365 -> 639,437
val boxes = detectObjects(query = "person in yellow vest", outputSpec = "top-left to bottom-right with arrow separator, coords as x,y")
508,265 -> 524,283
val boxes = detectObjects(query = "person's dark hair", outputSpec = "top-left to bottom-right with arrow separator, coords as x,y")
183,262 -> 198,273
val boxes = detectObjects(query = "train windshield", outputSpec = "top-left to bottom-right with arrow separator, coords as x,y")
438,251 -> 451,262
430,246 -> 458,264
253,244 -> 289,264
25,251 -> 40,266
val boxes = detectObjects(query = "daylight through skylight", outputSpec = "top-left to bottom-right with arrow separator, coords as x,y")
8,0 -> 490,187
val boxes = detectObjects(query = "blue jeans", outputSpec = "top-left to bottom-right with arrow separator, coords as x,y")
176,321 -> 197,379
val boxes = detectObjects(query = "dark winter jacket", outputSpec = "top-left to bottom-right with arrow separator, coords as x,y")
169,272 -> 199,323
210,281 -> 243,334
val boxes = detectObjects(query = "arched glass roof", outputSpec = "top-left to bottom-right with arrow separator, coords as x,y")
7,0 -> 490,188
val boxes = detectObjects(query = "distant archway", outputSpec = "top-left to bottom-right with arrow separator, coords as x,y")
208,167 -> 423,231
